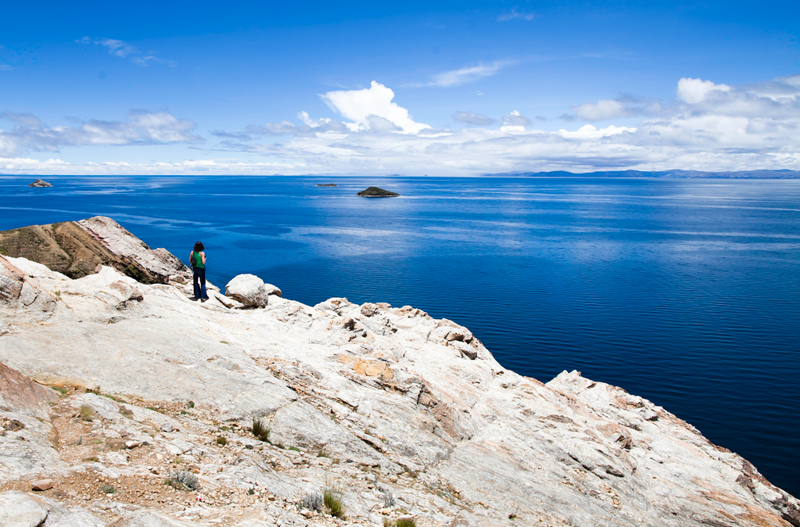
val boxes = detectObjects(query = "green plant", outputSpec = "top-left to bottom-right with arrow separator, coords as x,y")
252,417 -> 270,442
215,436 -> 227,446
323,483 -> 346,518
100,484 -> 117,494
186,401 -> 195,409
384,519 -> 416,527
165,470 -> 200,491
289,446 -> 300,452
51,386 -> 68,395
79,405 -> 96,422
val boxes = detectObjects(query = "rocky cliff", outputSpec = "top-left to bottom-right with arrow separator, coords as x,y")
0,218 -> 797,527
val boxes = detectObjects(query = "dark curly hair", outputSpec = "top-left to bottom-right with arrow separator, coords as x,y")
193,241 -> 204,252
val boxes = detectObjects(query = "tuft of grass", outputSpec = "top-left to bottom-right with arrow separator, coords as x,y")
251,417 -> 270,442
51,386 -> 69,395
215,435 -> 227,446
78,405 -> 96,422
165,470 -> 200,491
323,483 -> 346,519
186,401 -> 195,409
384,519 -> 416,527
100,484 -> 117,494
289,446 -> 300,452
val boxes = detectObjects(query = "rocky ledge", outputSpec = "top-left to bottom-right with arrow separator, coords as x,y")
356,187 -> 400,198
0,218 -> 797,527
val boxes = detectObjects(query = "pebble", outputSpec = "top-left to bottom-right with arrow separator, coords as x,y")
31,478 -> 54,491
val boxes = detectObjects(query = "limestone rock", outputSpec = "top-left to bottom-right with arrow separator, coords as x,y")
0,218 -> 797,527
225,274 -> 269,308
112,509 -> 196,526
0,491 -> 104,527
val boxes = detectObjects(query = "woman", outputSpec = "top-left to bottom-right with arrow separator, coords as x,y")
189,241 -> 209,301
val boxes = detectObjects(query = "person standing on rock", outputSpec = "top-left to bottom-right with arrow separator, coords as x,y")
190,241 -> 209,302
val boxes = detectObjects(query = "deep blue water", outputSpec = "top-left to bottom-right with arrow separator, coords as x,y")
1,175 -> 799,497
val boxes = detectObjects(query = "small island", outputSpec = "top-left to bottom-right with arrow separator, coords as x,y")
28,179 -> 53,188
357,186 -> 401,198
315,183 -> 337,187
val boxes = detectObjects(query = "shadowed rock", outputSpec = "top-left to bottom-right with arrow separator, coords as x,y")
0,217 -> 188,283
357,186 -> 400,198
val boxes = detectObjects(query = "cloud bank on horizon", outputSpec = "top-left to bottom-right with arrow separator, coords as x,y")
2,73 -> 799,176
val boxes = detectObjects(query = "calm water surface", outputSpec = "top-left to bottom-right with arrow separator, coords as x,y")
1,175 -> 798,496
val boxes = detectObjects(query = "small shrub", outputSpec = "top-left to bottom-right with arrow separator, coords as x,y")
323,484 -> 346,518
395,519 -> 416,527
166,470 -> 200,491
252,417 -> 270,442
79,405 -> 96,422
100,484 -> 117,494
215,435 -> 228,446
187,401 -> 195,409
302,491 -> 323,512
377,484 -> 395,507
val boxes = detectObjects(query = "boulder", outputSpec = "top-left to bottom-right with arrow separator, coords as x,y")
225,274 -> 279,308
0,491 -> 104,527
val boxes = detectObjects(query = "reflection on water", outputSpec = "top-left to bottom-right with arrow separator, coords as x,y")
1,175 -> 799,497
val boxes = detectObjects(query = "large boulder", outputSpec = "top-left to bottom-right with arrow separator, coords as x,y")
225,274 -> 269,308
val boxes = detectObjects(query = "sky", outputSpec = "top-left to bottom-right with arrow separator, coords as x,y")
1,0 -> 799,176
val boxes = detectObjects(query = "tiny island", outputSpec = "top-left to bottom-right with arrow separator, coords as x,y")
28,179 -> 53,188
356,186 -> 401,198
315,183 -> 337,187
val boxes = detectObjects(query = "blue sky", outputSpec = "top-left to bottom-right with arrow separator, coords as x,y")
1,0 -> 798,175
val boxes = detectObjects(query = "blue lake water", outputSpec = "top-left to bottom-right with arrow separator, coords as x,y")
1,175 -> 799,497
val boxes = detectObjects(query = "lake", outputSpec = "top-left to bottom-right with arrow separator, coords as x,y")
1,175 -> 798,497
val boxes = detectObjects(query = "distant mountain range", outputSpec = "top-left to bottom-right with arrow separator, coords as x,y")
485,169 -> 800,179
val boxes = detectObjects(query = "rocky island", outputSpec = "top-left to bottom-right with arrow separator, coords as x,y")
0,217 -> 797,527
356,187 -> 400,198
28,179 -> 53,188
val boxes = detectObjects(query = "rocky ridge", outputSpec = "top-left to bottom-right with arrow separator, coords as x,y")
0,218 -> 798,527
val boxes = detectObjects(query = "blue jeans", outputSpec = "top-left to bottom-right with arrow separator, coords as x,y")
193,267 -> 208,299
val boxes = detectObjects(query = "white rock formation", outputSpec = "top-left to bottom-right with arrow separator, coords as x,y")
0,245 -> 797,527
225,274 -> 281,308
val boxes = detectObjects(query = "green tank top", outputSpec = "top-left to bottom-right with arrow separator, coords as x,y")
192,251 -> 204,269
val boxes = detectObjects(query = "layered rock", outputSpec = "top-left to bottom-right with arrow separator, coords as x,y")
0,217 -> 188,284
0,222 -> 797,527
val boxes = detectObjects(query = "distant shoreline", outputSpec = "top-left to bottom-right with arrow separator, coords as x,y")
2,170 -> 800,179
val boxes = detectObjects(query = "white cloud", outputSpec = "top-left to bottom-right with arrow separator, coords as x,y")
0,110 -> 202,157
503,110 -> 531,127
498,8 -> 536,21
426,61 -> 512,88
5,75 -> 800,176
571,99 -> 630,121
453,111 -> 495,126
78,37 -> 176,67
320,81 -> 430,134
676,77 -> 731,104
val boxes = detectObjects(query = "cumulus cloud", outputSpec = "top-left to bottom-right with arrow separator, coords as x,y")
5,75 -> 800,176
77,37 -> 176,67
0,110 -> 202,157
320,81 -> 430,133
676,77 -> 731,104
571,99 -> 630,121
453,111 -> 496,126
503,110 -> 531,127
